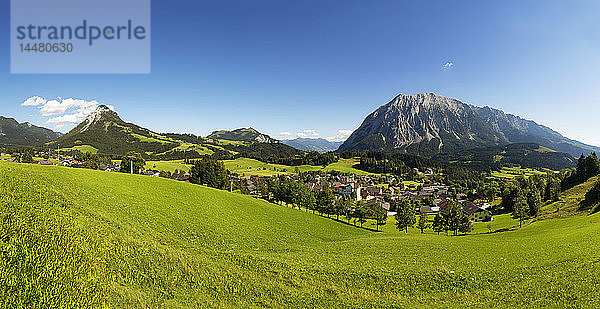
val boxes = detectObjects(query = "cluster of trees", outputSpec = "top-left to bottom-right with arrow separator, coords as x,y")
190,158 -> 229,189
11,148 -> 35,163
354,151 -> 487,191
431,201 -> 473,235
172,143 -> 338,168
585,181 -> 600,205
120,151 -> 145,174
67,151 -> 113,169
393,199 -> 472,235
433,143 -> 576,172
264,177 -> 388,230
394,200 -> 417,232
356,152 -> 443,175
276,151 -> 338,167
438,166 -> 486,191
501,173 -> 561,226
562,153 -> 600,189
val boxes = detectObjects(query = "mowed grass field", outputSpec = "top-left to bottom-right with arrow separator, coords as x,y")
144,160 -> 191,172
63,145 -> 99,153
491,166 -> 548,179
223,157 -> 378,177
2,161 -> 599,307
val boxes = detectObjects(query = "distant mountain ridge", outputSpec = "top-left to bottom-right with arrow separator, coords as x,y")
47,106 -> 299,160
432,143 -> 577,171
0,116 -> 62,147
207,128 -> 279,143
472,105 -> 600,156
338,93 -> 599,158
283,138 -> 342,152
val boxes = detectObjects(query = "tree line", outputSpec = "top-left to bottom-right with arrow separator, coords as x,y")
393,199 -> 472,235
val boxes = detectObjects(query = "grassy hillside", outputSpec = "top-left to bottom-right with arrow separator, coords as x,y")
538,175 -> 600,219
1,161 -> 599,307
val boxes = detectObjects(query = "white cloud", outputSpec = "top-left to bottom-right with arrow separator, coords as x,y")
442,61 -> 454,70
39,98 -> 99,116
279,131 -> 291,137
21,96 -> 109,129
297,129 -> 320,138
22,96 -> 47,106
46,114 -> 83,128
327,129 -> 353,142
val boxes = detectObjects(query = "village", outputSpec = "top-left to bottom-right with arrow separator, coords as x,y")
1,150 -> 494,224
238,170 -> 493,223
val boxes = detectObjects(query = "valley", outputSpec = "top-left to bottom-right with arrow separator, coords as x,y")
1,161 -> 599,307
2,92 -> 600,308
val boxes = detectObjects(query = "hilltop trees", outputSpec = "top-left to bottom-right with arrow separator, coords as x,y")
585,181 -> 600,204
334,198 -> 352,221
373,204 -> 388,231
120,151 -> 145,174
562,153 -> 600,189
501,173 -> 562,220
300,187 -> 317,212
190,158 -> 228,189
457,213 -> 473,234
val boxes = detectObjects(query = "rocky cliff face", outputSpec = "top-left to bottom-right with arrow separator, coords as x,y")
338,93 -> 599,157
338,93 -> 506,155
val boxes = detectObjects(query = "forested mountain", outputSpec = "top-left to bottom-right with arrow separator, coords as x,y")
283,138 -> 342,152
48,105 -> 179,155
207,128 -> 279,143
0,116 -> 62,147
338,93 -> 599,157
47,106 -> 302,161
432,143 -> 577,171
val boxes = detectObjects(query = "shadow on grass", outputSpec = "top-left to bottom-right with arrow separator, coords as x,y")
578,198 -> 600,214
270,200 -> 384,232
313,215 -> 383,232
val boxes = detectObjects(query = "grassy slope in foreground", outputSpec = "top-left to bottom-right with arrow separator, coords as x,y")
1,161 -> 600,308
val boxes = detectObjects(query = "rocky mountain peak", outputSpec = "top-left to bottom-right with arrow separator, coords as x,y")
338,93 -> 507,155
338,92 -> 600,157
80,105 -> 120,133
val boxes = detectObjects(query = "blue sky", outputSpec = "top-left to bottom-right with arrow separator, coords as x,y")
2,0 -> 600,145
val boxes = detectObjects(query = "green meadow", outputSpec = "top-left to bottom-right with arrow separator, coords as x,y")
491,166 -> 547,179
144,160 -> 191,172
1,161 -> 599,307
223,157 -> 294,177
223,157 -> 378,177
61,144 -> 99,154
